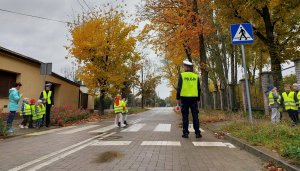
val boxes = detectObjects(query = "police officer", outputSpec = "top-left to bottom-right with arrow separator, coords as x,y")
40,83 -> 54,127
176,60 -> 202,138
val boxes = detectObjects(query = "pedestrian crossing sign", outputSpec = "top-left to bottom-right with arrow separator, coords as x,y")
230,23 -> 254,44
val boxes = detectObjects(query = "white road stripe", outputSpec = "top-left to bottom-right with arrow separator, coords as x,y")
91,141 -> 132,146
25,126 -> 77,136
25,132 -> 116,171
8,132 -> 108,171
141,141 -> 181,146
121,123 -> 146,132
89,124 -> 116,133
154,124 -> 171,132
192,142 -> 235,148
188,124 -> 205,132
130,118 -> 142,124
58,125 -> 99,134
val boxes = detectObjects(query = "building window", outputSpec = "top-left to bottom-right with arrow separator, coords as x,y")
0,70 -> 17,98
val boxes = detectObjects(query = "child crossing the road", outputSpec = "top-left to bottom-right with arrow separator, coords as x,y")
114,94 -> 126,127
121,97 -> 129,126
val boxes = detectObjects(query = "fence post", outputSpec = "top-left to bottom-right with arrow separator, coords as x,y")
260,72 -> 273,115
240,79 -> 247,113
293,58 -> 300,83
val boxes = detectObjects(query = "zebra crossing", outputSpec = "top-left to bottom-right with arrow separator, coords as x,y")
26,121 -> 206,136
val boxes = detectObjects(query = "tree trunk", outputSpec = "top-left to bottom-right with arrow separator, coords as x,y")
98,90 -> 105,115
199,32 -> 209,109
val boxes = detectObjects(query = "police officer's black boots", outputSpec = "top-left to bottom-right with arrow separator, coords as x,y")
196,133 -> 202,138
118,122 -> 121,127
182,133 -> 189,138
124,121 -> 128,125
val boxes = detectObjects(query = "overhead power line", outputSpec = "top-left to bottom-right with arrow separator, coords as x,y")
0,8 -> 70,24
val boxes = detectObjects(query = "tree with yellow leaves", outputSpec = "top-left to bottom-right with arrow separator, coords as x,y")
67,8 -> 140,114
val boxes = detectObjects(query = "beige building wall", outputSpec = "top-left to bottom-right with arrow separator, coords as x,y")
87,95 -> 94,110
0,51 -> 80,112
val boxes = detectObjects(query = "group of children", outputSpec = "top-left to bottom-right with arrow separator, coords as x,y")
19,98 -> 46,129
267,83 -> 300,126
113,94 -> 129,127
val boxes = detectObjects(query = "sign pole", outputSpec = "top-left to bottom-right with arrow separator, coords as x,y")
241,44 -> 253,123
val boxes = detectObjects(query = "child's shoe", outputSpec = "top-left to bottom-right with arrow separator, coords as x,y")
24,126 -> 29,129
19,125 -> 24,129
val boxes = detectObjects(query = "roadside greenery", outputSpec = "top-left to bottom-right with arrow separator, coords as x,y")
0,111 -> 7,136
223,121 -> 300,164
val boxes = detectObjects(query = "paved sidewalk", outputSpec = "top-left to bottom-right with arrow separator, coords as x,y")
0,108 -> 264,171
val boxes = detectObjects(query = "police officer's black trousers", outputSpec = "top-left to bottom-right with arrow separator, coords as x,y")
181,100 -> 200,135
45,104 -> 51,127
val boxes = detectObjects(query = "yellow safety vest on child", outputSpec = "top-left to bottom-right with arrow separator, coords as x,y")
31,105 -> 37,121
37,104 -> 46,119
281,92 -> 298,110
114,100 -> 125,114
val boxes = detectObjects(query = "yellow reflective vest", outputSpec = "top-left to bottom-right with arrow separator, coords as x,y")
281,91 -> 297,110
37,104 -> 46,119
24,103 -> 31,116
31,105 -> 37,121
180,72 -> 199,97
296,91 -> 300,107
114,100 -> 125,114
268,92 -> 281,105
43,90 -> 52,105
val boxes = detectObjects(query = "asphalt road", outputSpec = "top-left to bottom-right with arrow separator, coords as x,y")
0,108 -> 264,171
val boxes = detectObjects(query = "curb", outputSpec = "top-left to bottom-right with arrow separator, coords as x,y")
224,133 -> 299,171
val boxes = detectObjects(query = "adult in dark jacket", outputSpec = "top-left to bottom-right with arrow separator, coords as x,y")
40,83 -> 54,127
176,60 -> 201,138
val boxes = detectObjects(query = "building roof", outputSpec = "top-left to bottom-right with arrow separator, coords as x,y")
0,46 -> 80,87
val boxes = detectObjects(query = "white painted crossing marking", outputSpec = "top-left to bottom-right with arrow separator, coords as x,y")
121,123 -> 146,132
192,142 -> 235,148
24,132 -> 116,171
58,125 -> 99,134
91,141 -> 132,146
154,124 -> 171,132
223,143 -> 236,148
88,119 -> 142,133
8,132 -> 108,171
141,141 -> 181,146
188,124 -> 205,132
89,124 -> 116,133
25,126 -> 77,136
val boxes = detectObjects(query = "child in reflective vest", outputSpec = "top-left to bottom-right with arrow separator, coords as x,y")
114,95 -> 125,127
121,98 -> 128,126
267,85 -> 281,123
36,99 -> 46,128
281,84 -> 299,126
292,83 -> 300,123
19,98 -> 31,129
29,98 -> 36,128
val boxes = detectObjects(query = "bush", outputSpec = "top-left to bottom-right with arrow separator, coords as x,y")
51,106 -> 91,126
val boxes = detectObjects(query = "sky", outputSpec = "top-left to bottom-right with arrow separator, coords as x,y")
0,0 -> 172,99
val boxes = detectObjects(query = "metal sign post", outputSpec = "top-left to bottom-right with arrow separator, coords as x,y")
40,63 -> 52,90
230,23 -> 254,123
241,45 -> 253,123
